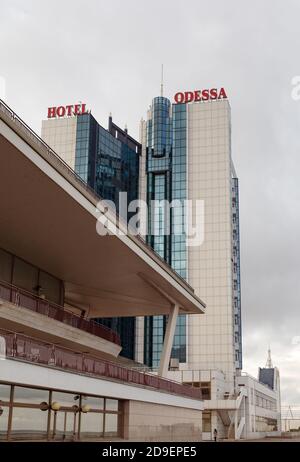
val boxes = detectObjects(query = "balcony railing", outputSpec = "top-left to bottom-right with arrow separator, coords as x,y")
0,279 -> 120,345
0,329 -> 202,400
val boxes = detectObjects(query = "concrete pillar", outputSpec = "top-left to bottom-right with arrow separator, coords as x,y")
158,303 -> 179,378
234,409 -> 238,439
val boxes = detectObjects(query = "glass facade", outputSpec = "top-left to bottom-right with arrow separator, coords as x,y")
202,411 -> 212,433
0,247 -> 63,305
75,114 -> 140,216
74,114 -> 141,360
232,177 -> 242,369
144,97 -> 187,367
0,382 -> 122,441
94,317 -> 135,360
255,416 -> 278,432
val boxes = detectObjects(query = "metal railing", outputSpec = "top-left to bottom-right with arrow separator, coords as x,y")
0,279 -> 121,345
0,328 -> 202,400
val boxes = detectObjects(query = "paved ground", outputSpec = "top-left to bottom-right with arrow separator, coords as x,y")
235,437 -> 300,442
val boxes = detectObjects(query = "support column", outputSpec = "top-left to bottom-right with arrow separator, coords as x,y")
234,409 -> 238,439
158,303 -> 179,378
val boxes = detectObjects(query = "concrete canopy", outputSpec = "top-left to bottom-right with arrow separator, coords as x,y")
0,103 -> 206,319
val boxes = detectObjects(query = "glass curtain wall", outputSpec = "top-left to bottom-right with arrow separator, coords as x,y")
144,97 -> 187,367
0,383 -> 122,441
75,114 -> 140,360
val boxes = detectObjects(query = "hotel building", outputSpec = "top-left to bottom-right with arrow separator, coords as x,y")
137,91 -> 280,439
138,94 -> 242,379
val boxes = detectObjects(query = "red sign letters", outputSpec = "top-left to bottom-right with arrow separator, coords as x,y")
47,103 -> 88,119
174,88 -> 227,104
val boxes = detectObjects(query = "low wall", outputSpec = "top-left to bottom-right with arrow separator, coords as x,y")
281,431 -> 300,439
124,400 -> 202,442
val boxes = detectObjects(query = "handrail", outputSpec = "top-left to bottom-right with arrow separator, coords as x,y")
0,328 -> 202,401
0,98 -> 197,296
0,279 -> 121,345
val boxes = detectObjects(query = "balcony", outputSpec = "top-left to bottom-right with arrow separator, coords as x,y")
0,328 -> 201,401
0,280 -> 120,345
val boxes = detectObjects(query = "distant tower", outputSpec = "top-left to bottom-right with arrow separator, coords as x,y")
266,346 -> 273,368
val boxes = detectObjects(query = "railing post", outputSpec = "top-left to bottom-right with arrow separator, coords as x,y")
13,333 -> 17,357
15,291 -> 20,306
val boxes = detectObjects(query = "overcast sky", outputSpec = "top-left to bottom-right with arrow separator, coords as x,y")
1,0 -> 299,406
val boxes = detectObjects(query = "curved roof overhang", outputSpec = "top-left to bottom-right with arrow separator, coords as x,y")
0,102 -> 206,318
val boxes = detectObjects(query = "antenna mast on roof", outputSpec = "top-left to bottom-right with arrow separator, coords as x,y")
266,346 -> 273,368
160,64 -> 164,97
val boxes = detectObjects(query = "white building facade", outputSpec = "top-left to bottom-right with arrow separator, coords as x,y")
138,93 -> 241,382
137,90 -> 280,440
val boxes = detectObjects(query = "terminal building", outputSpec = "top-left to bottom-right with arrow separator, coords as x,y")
0,99 -> 206,441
